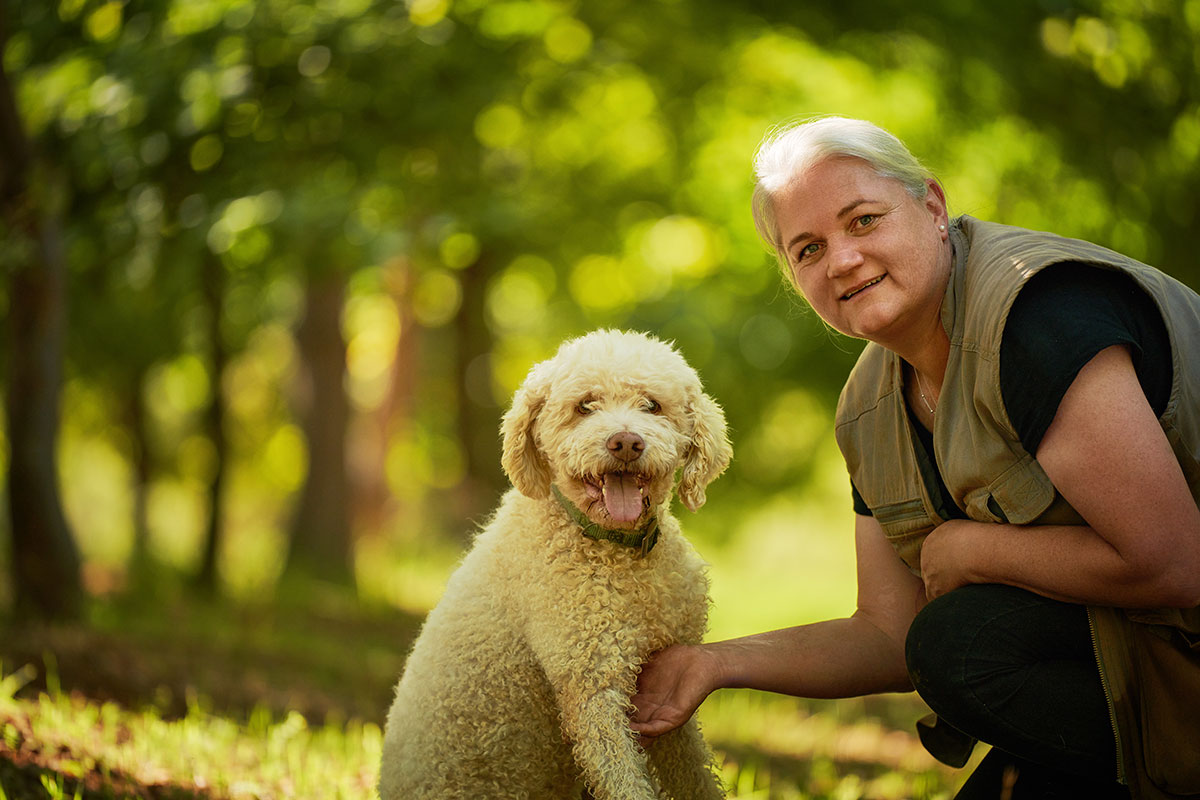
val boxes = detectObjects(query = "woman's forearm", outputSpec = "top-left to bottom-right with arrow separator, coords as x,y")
927,518 -> 1200,608
708,614 -> 913,698
632,516 -> 924,740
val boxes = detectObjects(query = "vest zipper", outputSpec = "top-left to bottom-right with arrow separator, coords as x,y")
1086,607 -> 1126,785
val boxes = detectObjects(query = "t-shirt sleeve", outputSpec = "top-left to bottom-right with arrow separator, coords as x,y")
999,262 -> 1172,455
851,479 -> 872,515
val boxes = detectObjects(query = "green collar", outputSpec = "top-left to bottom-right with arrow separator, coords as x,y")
550,484 -> 660,557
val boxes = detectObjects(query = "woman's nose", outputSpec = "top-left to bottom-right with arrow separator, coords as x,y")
826,239 -> 864,278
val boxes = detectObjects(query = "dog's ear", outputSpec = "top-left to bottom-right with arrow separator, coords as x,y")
678,390 -> 732,511
500,370 -> 553,500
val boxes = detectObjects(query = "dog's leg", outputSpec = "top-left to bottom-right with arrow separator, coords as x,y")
557,685 -> 660,800
646,719 -> 726,799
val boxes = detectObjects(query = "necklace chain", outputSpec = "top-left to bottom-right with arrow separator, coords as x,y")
914,368 -> 936,415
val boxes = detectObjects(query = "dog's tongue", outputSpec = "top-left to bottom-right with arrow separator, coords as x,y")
602,473 -> 643,523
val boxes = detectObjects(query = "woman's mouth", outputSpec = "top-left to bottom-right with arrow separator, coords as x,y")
841,275 -> 884,300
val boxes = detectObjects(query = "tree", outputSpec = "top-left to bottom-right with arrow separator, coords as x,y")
0,9 -> 82,619
287,267 -> 353,582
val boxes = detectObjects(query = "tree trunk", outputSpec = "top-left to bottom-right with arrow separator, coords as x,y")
352,258 -> 419,540
195,253 -> 228,593
0,40 -> 82,619
287,270 -> 353,584
125,364 -> 152,574
451,254 -> 505,524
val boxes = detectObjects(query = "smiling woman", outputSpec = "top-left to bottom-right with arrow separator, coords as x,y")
631,116 -> 1200,800
769,156 -> 950,359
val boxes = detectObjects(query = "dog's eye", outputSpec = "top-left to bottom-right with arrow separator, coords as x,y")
576,400 -> 596,416
643,398 -> 662,414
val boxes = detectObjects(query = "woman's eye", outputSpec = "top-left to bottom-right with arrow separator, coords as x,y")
856,214 -> 876,228
794,242 -> 821,263
643,399 -> 661,414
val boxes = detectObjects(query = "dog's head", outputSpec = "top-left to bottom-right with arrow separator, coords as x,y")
500,330 -> 731,528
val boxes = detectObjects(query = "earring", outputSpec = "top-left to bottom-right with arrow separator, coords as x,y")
938,224 -> 946,231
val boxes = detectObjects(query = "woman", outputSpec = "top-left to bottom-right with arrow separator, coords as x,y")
630,117 -> 1200,799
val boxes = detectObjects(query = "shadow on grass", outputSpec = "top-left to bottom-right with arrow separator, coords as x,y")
715,740 -> 950,799
0,576 -> 425,726
0,735 -> 212,800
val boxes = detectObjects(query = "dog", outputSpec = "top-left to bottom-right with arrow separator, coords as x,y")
379,329 -> 731,799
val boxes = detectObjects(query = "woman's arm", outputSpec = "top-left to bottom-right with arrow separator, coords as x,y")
921,344 -> 1200,608
630,514 -> 925,739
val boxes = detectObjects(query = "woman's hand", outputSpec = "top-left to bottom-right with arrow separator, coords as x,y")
630,644 -> 722,741
920,519 -> 982,601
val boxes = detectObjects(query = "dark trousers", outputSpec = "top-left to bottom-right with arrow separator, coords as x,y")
905,584 -> 1131,799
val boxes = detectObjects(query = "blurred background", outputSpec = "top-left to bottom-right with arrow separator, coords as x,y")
1,0 -> 1198,794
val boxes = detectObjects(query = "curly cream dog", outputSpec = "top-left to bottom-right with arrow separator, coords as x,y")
379,329 -> 731,800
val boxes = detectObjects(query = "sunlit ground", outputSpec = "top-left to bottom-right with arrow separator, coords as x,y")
0,668 -> 967,800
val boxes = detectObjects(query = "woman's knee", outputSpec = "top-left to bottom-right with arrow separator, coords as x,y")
904,584 -> 1016,702
906,589 -> 968,701
905,583 -> 1077,702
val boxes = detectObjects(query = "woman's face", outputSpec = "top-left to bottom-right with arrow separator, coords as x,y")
773,156 -> 950,348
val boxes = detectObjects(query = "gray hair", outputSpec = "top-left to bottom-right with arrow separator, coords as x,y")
751,116 -> 942,259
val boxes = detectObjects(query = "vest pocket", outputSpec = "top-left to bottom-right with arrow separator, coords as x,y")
874,498 -> 928,524
1130,622 -> 1200,793
960,490 -> 1011,524
873,499 -> 937,573
965,454 -> 1056,525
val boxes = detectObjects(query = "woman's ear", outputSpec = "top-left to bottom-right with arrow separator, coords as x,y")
500,371 -> 552,500
925,178 -> 950,233
678,390 -> 732,511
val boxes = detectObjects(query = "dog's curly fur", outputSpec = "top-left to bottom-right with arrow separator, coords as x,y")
379,330 -> 732,800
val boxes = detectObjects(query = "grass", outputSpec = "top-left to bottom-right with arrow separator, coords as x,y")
700,691 -> 962,799
0,663 -> 381,799
0,579 -> 968,800
0,570 -> 413,798
0,662 -> 960,800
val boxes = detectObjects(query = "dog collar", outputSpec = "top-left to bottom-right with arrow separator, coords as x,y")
550,484 -> 659,557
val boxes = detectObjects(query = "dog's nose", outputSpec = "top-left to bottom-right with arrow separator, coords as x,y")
607,431 -> 645,462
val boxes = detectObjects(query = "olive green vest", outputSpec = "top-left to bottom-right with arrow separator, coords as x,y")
835,215 -> 1200,798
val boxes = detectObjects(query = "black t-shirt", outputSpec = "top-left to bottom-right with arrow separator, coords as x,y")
851,263 -> 1172,517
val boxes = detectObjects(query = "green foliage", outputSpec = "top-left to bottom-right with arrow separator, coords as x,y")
1,0 -> 1196,609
